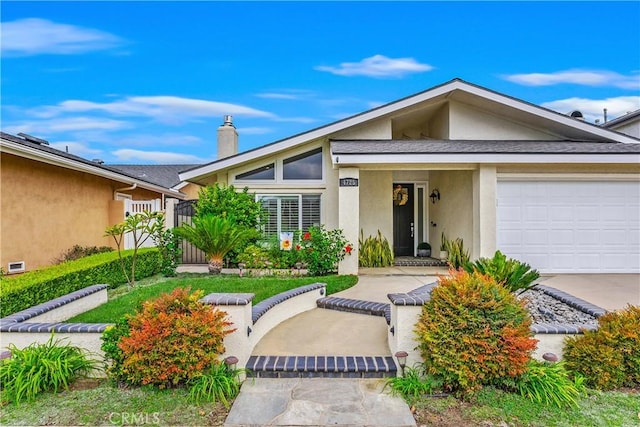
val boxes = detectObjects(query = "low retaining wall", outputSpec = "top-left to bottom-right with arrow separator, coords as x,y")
201,283 -> 326,370
1,283 -> 326,376
387,283 -> 604,368
0,285 -> 110,376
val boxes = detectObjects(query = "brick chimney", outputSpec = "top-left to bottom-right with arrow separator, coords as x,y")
217,115 -> 238,159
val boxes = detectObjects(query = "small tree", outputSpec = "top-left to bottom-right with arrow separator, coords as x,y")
196,183 -> 267,229
175,214 -> 258,274
105,210 -> 163,287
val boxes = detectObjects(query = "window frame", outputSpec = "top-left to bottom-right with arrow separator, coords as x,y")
256,193 -> 321,237
232,145 -> 324,185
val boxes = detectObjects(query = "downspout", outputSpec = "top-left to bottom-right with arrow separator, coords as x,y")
114,183 -> 137,199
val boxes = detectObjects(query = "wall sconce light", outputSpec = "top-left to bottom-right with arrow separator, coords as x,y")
429,189 -> 440,204
394,350 -> 408,377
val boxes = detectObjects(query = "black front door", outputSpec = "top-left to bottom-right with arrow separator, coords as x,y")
393,183 -> 414,256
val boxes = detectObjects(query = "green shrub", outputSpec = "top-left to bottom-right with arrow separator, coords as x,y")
564,305 -> 640,390
384,364 -> 443,403
152,225 -> 182,277
445,238 -> 469,269
188,363 -> 247,408
53,245 -> 113,264
116,288 -> 234,388
516,360 -> 585,408
0,335 -> 99,404
463,250 -> 539,294
299,225 -> 351,276
0,249 -> 161,317
236,244 -> 272,269
415,270 -> 537,395
359,230 -> 394,267
100,316 -> 132,383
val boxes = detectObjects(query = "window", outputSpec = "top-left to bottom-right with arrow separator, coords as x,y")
236,163 -> 275,180
258,194 -> 321,237
283,148 -> 322,180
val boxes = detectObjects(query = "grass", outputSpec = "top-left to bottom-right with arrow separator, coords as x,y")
68,273 -> 358,323
3,379 -> 637,427
411,386 -> 640,427
0,379 -> 229,426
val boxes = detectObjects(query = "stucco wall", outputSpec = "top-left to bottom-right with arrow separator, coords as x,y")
332,118 -> 392,139
610,120 -> 640,138
1,154 -> 161,272
429,104 -> 450,139
428,170 -> 474,257
359,171 -> 393,243
449,100 -> 558,140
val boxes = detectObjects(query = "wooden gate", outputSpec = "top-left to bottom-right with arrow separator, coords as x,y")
174,200 -> 207,264
124,199 -> 162,250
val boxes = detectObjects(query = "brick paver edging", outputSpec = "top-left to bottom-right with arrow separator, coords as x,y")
317,297 -> 391,324
246,355 -> 397,378
251,283 -> 326,323
387,282 -> 438,306
536,285 -> 607,318
0,284 -> 112,333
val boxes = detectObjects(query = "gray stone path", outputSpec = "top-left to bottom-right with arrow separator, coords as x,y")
224,378 -> 416,427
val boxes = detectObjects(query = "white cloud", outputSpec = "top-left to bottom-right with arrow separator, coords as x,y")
542,96 -> 640,123
49,141 -> 104,158
3,117 -> 130,135
255,89 -> 316,100
504,69 -> 640,90
31,96 -> 276,124
1,18 -> 124,56
114,133 -> 203,148
315,54 -> 433,78
111,149 -> 209,164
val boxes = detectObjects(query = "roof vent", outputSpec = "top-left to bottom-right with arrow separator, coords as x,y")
92,159 -> 105,164
17,133 -> 49,145
569,111 -> 584,120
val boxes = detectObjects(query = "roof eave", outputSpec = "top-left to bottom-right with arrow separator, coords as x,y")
331,152 -> 640,166
180,78 -> 639,181
1,138 -> 185,198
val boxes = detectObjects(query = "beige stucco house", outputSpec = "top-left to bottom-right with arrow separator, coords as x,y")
180,79 -> 640,275
0,132 -> 185,273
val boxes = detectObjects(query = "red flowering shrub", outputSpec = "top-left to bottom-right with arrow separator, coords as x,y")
415,270 -> 537,395
117,287 -> 234,388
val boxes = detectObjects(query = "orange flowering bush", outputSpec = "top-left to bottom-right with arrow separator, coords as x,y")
415,270 -> 537,395
117,287 -> 234,388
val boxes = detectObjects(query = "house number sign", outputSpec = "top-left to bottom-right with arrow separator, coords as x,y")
339,178 -> 359,187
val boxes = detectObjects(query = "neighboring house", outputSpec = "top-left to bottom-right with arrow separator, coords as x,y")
603,108 -> 640,139
180,79 -> 640,275
109,164 -> 203,199
0,132 -> 185,273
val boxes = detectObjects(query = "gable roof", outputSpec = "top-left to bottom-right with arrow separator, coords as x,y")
109,164 -> 200,188
604,109 -> 640,128
180,78 -> 640,183
330,139 -> 640,165
0,132 -> 185,198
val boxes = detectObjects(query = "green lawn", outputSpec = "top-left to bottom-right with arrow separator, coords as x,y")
412,386 -> 640,427
2,379 -> 638,427
68,273 -> 358,323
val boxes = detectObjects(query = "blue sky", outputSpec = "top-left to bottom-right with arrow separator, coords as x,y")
2,1 -> 639,164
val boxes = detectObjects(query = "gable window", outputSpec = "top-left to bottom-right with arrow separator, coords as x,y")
236,163 -> 275,180
257,194 -> 321,237
283,148 -> 322,180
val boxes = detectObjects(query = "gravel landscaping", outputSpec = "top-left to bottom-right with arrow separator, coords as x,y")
520,289 -> 599,327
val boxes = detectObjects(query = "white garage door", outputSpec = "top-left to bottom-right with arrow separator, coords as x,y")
497,181 -> 640,273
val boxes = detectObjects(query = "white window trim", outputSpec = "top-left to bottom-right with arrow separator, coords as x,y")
233,145 -> 325,185
256,193 -> 322,236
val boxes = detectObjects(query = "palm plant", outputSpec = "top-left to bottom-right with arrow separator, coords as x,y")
175,214 -> 257,274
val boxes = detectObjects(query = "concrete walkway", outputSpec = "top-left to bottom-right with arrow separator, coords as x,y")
224,378 -> 415,427
176,265 -> 640,426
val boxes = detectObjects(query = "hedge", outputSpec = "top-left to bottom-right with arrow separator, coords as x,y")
0,248 -> 162,317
